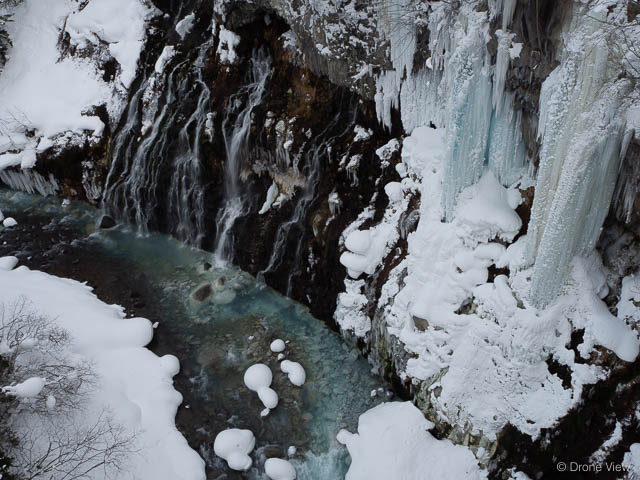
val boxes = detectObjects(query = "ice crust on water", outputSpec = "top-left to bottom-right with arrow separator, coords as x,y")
213,428 -> 255,471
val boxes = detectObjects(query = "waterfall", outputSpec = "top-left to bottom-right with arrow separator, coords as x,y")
168,45 -> 211,247
260,96 -> 357,295
213,48 -> 271,263
102,36 -> 213,246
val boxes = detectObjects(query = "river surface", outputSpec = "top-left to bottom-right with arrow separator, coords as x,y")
0,188 -> 388,479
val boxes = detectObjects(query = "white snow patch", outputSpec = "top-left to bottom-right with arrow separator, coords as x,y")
175,13 -> 195,39
217,26 -> 241,64
337,402 -> 486,480
3,217 -> 17,228
155,46 -> 177,74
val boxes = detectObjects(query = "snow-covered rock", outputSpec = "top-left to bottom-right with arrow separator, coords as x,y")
270,338 -> 286,353
2,217 -> 17,228
280,360 -> 306,387
265,458 -> 297,480
244,363 -> 279,410
337,402 -> 486,479
0,0 -> 155,167
213,428 -> 255,471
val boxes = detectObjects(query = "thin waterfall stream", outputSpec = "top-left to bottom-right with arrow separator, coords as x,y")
102,36 -> 213,247
213,48 -> 272,263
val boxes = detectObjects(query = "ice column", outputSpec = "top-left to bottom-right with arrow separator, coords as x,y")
526,11 -> 631,307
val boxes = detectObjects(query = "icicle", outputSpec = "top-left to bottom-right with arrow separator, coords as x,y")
441,12 -> 493,220
0,168 -> 59,196
329,191 -> 341,216
493,30 -> 514,112
526,9 -> 631,307
501,0 -> 516,30
374,0 -> 417,130
487,91 -> 527,186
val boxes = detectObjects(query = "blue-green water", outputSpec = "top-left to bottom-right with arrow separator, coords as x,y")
0,189 -> 386,479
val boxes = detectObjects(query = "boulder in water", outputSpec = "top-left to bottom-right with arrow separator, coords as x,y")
99,214 -> 116,229
191,282 -> 213,302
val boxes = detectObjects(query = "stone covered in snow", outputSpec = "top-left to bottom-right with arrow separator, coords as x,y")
265,457 -> 297,480
280,360 -> 306,387
213,428 -> 255,471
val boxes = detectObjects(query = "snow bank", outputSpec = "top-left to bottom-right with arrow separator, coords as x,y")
213,428 -> 255,471
0,258 -> 205,480
337,402 -> 486,480
0,0 -> 154,166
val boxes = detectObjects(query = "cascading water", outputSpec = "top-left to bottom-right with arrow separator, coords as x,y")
168,45 -> 211,247
102,36 -> 213,246
259,98 -> 358,295
213,48 -> 271,263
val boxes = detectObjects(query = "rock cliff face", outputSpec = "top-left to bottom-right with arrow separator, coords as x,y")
1,0 -> 640,477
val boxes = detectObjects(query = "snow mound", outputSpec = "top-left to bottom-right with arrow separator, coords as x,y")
214,428 -> 255,471
244,363 -> 279,410
453,171 -> 522,243
270,338 -> 286,353
280,360 -> 306,387
0,256 -> 18,271
265,457 -> 297,480
3,217 -> 17,228
337,402 -> 486,480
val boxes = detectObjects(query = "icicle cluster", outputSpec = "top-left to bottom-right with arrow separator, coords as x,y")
526,9 -> 632,307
